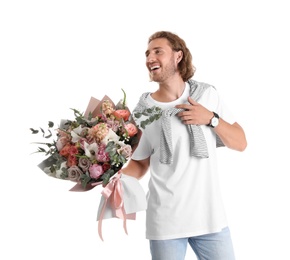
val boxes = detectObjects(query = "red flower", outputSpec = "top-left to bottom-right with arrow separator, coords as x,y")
102,163 -> 111,172
67,155 -> 78,167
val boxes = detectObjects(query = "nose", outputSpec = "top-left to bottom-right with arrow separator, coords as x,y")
146,52 -> 156,63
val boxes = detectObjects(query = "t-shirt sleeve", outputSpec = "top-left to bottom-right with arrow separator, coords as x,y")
131,130 -> 152,160
200,86 -> 236,125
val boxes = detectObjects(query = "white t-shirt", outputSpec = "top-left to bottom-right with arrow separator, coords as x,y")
132,82 -> 236,240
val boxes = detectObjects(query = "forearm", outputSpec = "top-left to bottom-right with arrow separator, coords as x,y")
121,157 -> 150,180
214,120 -> 247,151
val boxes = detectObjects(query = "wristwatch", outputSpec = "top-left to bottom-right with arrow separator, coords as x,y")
207,112 -> 219,128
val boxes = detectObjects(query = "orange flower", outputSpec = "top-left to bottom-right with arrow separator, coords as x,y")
59,143 -> 72,157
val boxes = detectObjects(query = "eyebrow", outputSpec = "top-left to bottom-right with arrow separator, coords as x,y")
145,47 -> 162,56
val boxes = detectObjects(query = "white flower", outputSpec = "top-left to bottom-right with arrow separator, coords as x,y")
101,128 -> 120,145
117,140 -> 126,147
71,125 -> 83,142
84,141 -> 99,159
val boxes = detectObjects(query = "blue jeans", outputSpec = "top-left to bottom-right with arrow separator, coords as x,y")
149,227 -> 235,260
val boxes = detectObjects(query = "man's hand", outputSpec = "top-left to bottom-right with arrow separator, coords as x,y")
175,97 -> 213,125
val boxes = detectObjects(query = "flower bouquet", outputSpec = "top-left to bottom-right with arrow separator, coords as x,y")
30,89 -> 147,240
31,89 -> 139,188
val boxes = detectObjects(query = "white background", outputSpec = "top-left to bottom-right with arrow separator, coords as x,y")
1,0 -> 289,259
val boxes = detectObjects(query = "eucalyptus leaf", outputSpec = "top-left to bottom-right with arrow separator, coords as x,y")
80,173 -> 92,188
30,89 -> 138,188
30,128 -> 39,134
101,170 -> 113,187
134,105 -> 162,129
134,112 -> 142,119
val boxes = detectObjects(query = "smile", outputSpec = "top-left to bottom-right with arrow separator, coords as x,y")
150,65 -> 160,71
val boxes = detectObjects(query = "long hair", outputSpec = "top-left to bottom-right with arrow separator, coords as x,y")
148,31 -> 196,81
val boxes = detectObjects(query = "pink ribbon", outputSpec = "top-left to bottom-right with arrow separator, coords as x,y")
98,173 -> 136,241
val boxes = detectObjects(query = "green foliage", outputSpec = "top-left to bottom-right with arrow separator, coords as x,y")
101,169 -> 115,187
30,108 -> 100,156
121,88 -> 126,109
60,167 -> 69,179
106,141 -> 127,167
30,120 -> 57,155
31,89 -> 138,189
68,108 -> 99,128
30,121 -> 54,138
134,106 -> 162,129
80,173 -> 92,188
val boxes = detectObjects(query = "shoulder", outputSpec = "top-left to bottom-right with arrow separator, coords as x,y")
187,78 -> 217,90
132,92 -> 162,129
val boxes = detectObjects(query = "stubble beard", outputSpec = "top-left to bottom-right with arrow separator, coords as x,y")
150,57 -> 178,83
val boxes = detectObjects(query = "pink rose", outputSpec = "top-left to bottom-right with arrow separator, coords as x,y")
96,143 -> 109,162
89,164 -> 104,179
125,123 -> 138,137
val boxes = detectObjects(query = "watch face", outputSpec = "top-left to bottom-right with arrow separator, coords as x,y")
211,117 -> 219,127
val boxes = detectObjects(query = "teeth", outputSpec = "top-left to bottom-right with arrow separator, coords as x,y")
150,65 -> 160,70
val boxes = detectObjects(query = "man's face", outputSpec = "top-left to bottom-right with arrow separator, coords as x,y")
145,38 -> 180,83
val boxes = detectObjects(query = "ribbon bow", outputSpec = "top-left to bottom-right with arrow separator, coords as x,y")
98,173 -> 135,241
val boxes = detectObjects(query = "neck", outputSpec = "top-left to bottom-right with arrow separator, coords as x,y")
152,78 -> 186,102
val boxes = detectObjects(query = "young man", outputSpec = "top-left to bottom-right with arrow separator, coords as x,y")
122,31 -> 247,260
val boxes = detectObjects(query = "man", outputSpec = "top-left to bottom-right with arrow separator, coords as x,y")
121,31 -> 247,260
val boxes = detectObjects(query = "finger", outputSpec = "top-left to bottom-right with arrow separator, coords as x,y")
177,110 -> 190,118
175,104 -> 192,110
188,97 -> 198,106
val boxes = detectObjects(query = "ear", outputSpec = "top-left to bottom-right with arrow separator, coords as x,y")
176,50 -> 183,63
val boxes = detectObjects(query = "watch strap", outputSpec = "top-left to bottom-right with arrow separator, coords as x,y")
207,112 -> 219,127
